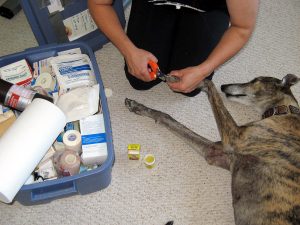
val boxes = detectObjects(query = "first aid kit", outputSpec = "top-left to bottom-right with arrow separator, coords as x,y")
0,42 -> 114,205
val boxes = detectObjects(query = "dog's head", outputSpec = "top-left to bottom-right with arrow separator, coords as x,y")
221,74 -> 299,112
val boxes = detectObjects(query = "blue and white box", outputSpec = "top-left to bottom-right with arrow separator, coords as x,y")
80,113 -> 108,166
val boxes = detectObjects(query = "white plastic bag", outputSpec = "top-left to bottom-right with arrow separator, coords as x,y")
56,84 -> 100,122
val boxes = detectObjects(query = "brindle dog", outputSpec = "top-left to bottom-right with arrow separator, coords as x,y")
125,74 -> 300,225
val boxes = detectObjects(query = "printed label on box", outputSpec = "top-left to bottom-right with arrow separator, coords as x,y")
63,9 -> 97,41
80,114 -> 108,166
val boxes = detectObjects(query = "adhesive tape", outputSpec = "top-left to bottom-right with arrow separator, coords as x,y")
63,130 -> 82,154
35,72 -> 56,92
58,150 -> 80,176
143,154 -> 156,169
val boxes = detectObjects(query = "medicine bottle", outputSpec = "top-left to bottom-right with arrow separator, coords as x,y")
0,79 -> 53,111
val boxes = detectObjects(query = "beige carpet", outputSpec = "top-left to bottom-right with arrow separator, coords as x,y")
0,1 -> 300,225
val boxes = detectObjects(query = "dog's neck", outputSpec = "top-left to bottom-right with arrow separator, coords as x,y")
262,95 -> 300,119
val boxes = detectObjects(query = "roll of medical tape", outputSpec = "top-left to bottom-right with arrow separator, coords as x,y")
63,130 -> 82,154
58,150 -> 80,176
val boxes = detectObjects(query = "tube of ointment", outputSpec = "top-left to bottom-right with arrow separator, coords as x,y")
51,54 -> 97,94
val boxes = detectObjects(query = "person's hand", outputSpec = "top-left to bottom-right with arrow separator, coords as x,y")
124,47 -> 158,82
167,64 -> 213,93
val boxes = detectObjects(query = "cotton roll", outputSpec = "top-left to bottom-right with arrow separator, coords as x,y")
35,72 -> 56,92
63,130 -> 82,154
0,98 -> 66,203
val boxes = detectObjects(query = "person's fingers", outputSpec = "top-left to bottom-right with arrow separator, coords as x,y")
140,69 -> 153,81
168,80 -> 184,92
167,70 -> 183,88
148,54 -> 158,63
126,60 -> 148,81
168,77 -> 198,93
169,70 -> 182,77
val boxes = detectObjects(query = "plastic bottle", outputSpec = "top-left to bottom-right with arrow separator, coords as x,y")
0,79 -> 53,111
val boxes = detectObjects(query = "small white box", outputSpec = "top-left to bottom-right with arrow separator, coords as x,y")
80,114 -> 108,166
0,59 -> 32,87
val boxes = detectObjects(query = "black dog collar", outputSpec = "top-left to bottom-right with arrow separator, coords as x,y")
262,105 -> 300,119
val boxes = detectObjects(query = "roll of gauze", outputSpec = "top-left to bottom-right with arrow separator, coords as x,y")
0,98 -> 66,203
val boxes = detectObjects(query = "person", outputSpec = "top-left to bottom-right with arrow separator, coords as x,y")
88,0 -> 259,96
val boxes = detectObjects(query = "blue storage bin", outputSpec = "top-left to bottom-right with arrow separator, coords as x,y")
123,0 -> 132,8
20,0 -> 126,52
0,42 -> 115,205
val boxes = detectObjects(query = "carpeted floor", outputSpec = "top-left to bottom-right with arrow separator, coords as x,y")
0,1 -> 300,225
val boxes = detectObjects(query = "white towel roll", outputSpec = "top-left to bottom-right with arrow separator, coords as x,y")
0,98 -> 66,203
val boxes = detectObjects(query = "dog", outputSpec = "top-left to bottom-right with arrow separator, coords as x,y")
125,74 -> 300,225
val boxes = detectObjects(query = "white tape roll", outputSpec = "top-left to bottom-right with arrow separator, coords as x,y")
35,72 -> 56,92
63,130 -> 82,154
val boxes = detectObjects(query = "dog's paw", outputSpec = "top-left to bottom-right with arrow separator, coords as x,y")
125,98 -> 147,115
124,98 -> 137,111
198,80 -> 210,93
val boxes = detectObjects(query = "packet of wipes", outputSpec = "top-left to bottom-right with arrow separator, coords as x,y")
51,54 -> 97,94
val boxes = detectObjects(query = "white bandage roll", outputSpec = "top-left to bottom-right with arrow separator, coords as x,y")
34,72 -> 56,92
0,98 -> 66,203
63,130 -> 82,154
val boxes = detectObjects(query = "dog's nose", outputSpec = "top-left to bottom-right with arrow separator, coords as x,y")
220,85 -> 226,92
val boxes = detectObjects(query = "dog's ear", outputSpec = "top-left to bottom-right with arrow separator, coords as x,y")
281,74 -> 299,87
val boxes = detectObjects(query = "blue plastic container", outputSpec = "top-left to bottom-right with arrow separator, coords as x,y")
20,0 -> 126,52
0,42 -> 115,205
123,0 -> 132,8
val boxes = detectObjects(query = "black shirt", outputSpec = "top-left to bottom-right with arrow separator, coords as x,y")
149,0 -> 228,12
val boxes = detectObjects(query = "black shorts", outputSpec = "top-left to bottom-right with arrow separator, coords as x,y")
124,0 -> 229,95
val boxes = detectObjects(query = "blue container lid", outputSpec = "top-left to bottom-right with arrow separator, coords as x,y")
20,0 -> 126,52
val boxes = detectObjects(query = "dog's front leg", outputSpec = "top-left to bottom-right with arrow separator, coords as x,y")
201,80 -> 240,147
125,98 -> 230,170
